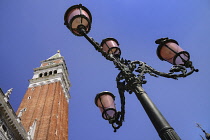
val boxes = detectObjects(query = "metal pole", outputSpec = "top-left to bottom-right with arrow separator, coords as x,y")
134,85 -> 181,140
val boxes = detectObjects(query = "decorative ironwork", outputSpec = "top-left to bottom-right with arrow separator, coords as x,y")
64,4 -> 199,140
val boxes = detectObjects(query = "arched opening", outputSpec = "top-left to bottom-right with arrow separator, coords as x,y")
54,70 -> 57,74
44,72 -> 48,76
2,125 -> 7,132
49,71 -> 52,75
39,73 -> 43,77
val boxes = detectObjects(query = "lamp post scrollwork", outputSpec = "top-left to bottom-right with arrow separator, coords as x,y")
64,4 -> 198,140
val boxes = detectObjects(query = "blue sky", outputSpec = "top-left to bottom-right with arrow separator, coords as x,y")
0,1 -> 210,139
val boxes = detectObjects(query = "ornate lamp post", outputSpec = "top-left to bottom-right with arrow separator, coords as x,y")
64,4 -> 198,140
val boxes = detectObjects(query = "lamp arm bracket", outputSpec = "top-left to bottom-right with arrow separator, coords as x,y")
109,81 -> 126,132
79,28 -> 108,57
81,32 -> 198,80
82,33 -> 103,52
144,63 -> 197,79
114,57 -> 197,85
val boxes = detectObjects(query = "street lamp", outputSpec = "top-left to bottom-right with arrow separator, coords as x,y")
64,4 -> 92,36
64,4 -> 198,140
95,91 -> 117,120
156,38 -> 190,67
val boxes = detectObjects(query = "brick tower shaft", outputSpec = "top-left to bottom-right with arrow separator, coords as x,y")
17,51 -> 70,140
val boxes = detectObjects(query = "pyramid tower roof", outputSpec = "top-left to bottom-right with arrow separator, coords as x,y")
47,50 -> 62,60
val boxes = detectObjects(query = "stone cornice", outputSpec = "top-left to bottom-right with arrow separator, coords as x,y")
34,59 -> 70,85
29,73 -> 71,101
0,88 -> 28,140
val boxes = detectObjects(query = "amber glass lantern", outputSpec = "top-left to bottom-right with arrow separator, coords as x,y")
156,38 -> 190,66
95,91 -> 117,120
64,4 -> 92,36
101,38 -> 121,57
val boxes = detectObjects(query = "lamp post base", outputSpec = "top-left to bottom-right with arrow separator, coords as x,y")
160,128 -> 181,140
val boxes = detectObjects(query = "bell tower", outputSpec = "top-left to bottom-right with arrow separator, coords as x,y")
16,51 -> 71,140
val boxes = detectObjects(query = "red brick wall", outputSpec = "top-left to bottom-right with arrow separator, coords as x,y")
17,82 -> 68,140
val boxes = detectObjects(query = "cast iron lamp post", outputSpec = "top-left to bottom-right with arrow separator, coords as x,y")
64,4 -> 198,140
